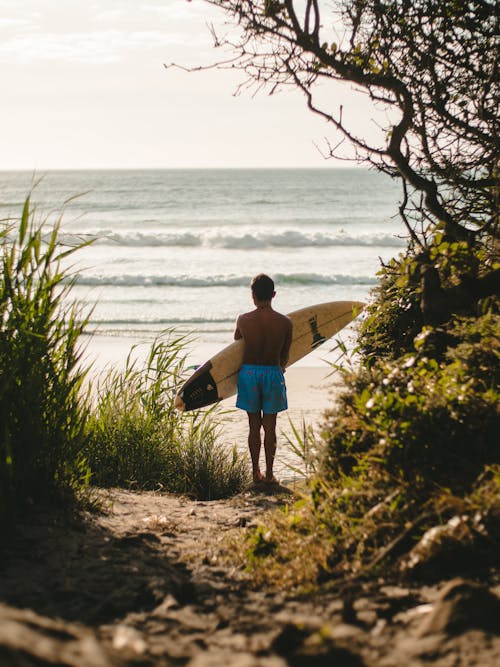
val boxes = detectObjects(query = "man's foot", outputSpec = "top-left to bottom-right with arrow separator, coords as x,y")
253,470 -> 264,483
264,474 -> 278,484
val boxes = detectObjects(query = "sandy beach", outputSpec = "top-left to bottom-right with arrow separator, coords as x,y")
218,366 -> 340,481
83,333 -> 342,481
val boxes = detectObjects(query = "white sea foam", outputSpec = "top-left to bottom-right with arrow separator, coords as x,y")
89,231 -> 202,247
64,229 -> 405,249
72,273 -> 377,287
212,230 -> 405,249
88,317 -> 233,325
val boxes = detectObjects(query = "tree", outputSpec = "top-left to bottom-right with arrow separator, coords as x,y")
192,1 -> 498,250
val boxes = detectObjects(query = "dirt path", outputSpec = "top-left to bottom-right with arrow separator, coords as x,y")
1,488 -> 499,666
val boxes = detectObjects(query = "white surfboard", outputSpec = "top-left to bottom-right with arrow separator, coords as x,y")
175,300 -> 364,411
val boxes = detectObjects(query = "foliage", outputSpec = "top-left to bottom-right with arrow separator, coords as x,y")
324,314 -> 499,491
299,309 -> 498,579
358,249 -> 424,361
218,497 -> 334,590
359,230 -> 499,361
0,198 -> 91,526
200,0 -> 498,245
84,336 -> 250,500
0,197 -> 249,532
246,524 -> 278,561
279,416 -> 319,479
242,464 -> 500,588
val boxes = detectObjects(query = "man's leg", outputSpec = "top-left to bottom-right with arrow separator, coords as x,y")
262,413 -> 278,482
247,412 -> 263,482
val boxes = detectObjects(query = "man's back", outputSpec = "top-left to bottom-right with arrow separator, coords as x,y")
235,306 -> 292,367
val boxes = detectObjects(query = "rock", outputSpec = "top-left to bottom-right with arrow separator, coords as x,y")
416,578 -> 500,636
327,624 -> 365,641
151,593 -> 180,616
159,604 -> 218,632
379,585 -> 412,599
0,603 -> 116,667
188,652 -> 287,667
271,622 -> 366,667
400,515 -> 485,578
112,625 -> 147,654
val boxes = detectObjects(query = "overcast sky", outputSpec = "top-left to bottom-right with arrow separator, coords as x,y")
0,0 -> 374,170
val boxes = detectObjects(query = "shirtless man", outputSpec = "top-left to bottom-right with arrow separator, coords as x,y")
234,274 -> 292,483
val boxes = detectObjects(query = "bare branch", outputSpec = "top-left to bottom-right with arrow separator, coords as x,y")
192,0 -> 498,243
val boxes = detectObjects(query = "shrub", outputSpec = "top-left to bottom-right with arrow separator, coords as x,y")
323,313 -> 499,493
358,249 -> 423,362
358,231 -> 497,362
0,198 -> 91,526
0,195 -> 248,531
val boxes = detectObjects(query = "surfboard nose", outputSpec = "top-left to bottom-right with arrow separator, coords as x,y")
174,394 -> 185,411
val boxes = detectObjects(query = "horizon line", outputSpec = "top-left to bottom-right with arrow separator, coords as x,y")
0,164 -> 365,173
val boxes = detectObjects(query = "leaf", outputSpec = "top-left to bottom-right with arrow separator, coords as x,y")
19,196 -> 30,244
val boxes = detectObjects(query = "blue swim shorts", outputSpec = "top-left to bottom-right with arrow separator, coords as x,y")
236,364 -> 288,414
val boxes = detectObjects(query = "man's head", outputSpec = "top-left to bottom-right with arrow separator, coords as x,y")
251,273 -> 275,302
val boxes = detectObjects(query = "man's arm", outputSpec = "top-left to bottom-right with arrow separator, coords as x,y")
280,318 -> 293,369
234,315 -> 243,341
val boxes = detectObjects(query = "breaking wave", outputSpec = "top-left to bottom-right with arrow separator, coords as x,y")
73,273 -> 377,288
88,317 -> 233,325
68,229 -> 404,249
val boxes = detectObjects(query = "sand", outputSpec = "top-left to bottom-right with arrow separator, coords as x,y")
2,488 -> 499,666
218,366 -> 341,482
83,333 -> 344,481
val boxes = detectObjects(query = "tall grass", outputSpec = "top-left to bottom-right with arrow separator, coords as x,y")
84,336 -> 250,500
280,417 -> 319,481
0,197 -> 91,525
0,196 -> 249,528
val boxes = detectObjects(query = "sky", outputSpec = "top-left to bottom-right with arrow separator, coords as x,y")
0,0 -> 374,170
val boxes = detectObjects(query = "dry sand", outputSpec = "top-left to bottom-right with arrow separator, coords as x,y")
2,488 -> 499,666
218,366 -> 341,481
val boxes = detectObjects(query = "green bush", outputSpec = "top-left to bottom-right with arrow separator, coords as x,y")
0,198 -> 91,525
323,314 -> 499,493
84,336 -> 250,500
358,231 -> 497,362
358,249 -> 423,362
304,232 -> 500,579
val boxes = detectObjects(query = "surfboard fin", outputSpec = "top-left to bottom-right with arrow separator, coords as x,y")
174,394 -> 185,411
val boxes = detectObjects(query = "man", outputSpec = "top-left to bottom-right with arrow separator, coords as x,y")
234,274 -> 292,483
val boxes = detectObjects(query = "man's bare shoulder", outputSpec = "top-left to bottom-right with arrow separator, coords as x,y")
238,310 -> 256,323
275,311 -> 292,326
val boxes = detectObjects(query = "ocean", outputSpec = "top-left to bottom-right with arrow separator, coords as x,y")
0,168 -> 404,368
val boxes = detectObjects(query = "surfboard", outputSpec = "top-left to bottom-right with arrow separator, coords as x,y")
174,300 -> 364,411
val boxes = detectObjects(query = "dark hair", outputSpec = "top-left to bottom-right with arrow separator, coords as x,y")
251,273 -> 275,301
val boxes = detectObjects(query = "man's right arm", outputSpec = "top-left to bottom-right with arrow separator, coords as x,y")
280,318 -> 293,369
234,315 -> 243,341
